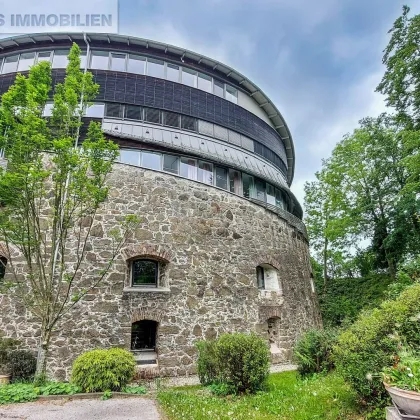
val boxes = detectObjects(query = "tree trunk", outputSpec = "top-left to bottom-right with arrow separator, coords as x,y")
323,237 -> 328,295
35,328 -> 51,382
386,255 -> 397,280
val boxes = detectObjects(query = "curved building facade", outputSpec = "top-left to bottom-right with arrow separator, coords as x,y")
0,33 -> 321,379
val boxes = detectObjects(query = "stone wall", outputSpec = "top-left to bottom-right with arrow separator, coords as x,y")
0,163 -> 322,380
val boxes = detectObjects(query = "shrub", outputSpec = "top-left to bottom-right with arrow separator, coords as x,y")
71,348 -> 135,392
0,334 -> 19,374
196,333 -> 270,394
333,283 -> 420,404
0,383 -> 38,405
8,350 -> 36,383
39,382 -> 81,396
196,340 -> 218,385
294,328 -> 337,375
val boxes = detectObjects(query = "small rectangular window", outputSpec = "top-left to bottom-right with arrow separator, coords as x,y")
144,108 -> 161,124
198,161 -> 213,185
213,79 -> 224,97
215,166 -> 228,190
120,149 -> 140,166
2,55 -> 19,74
147,58 -> 165,78
181,115 -> 197,131
166,63 -> 180,83
163,111 -> 180,128
229,169 -> 241,195
197,72 -> 212,93
38,51 -> 52,63
17,52 -> 35,72
182,67 -> 197,87
257,266 -> 265,289
90,50 -> 109,70
180,157 -> 197,180
127,54 -> 146,74
266,184 -> 276,206
141,151 -> 161,170
226,85 -> 238,103
242,173 -> 254,199
52,50 -> 68,68
85,104 -> 105,118
105,103 -> 123,119
110,52 -> 126,72
125,105 -> 142,120
132,260 -> 158,286
163,155 -> 179,174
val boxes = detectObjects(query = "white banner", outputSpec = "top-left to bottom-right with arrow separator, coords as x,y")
0,0 -> 119,34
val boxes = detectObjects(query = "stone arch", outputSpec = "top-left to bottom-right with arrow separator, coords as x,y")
131,308 -> 165,324
122,244 -> 172,263
256,256 -> 281,271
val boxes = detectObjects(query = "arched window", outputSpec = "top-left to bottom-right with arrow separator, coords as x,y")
0,257 -> 7,281
131,259 -> 158,287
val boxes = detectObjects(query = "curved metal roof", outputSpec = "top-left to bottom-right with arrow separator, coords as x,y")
0,32 -> 296,185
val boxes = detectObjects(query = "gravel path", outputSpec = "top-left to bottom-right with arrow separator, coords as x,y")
0,397 -> 161,420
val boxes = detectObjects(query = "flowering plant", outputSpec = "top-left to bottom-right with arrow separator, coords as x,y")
382,350 -> 420,392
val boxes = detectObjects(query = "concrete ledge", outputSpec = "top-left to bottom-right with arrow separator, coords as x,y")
37,392 -> 148,401
123,287 -> 171,293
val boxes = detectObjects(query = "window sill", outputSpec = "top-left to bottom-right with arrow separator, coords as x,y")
123,287 -> 170,293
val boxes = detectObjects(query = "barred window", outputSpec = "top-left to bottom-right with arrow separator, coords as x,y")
132,260 -> 158,286
163,111 -> 180,128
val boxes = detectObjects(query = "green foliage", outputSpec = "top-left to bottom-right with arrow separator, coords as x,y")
0,334 -> 19,374
8,350 -> 36,383
101,390 -> 113,400
382,350 -> 420,392
333,284 -> 420,404
0,383 -> 39,405
316,274 -> 393,327
158,371 -> 360,420
294,328 -> 337,375
39,382 -> 81,396
71,348 -> 135,392
123,385 -> 147,395
196,333 -> 270,394
207,382 -> 237,396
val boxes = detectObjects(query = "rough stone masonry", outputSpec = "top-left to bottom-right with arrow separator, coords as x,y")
0,163 -> 322,380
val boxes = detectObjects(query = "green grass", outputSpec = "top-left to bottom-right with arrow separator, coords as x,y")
158,371 -> 363,420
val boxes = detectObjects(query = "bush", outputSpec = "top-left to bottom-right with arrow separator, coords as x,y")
0,383 -> 38,405
294,328 -> 337,375
8,350 -> 36,383
71,348 -> 135,392
333,283 -> 420,404
0,334 -> 19,374
196,333 -> 270,394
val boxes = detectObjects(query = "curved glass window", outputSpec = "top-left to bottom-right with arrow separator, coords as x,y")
52,50 -> 68,68
198,161 -> 213,185
90,50 -> 109,69
226,85 -> 238,104
110,52 -> 126,72
141,151 -> 161,170
213,79 -> 224,97
17,52 -> 35,72
147,58 -> 164,78
198,72 -> 212,93
166,63 -> 180,83
180,157 -> 197,180
163,155 -> 179,174
182,68 -> 197,88
2,55 -> 19,74
127,54 -> 145,75
37,51 -> 52,63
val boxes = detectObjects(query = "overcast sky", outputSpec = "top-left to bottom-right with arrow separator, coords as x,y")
117,0 -> 419,205
1,1 -> 419,206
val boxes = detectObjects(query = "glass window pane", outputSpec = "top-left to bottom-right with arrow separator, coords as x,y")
120,149 -> 140,165
85,103 -> 105,118
242,173 -> 254,199
163,111 -> 179,128
2,55 -> 19,74
110,53 -> 126,72
255,178 -> 266,202
125,105 -> 142,120
215,166 -> 228,190
144,107 -> 161,124
266,183 -> 276,206
166,63 -> 180,83
257,266 -> 265,289
132,260 -> 157,286
275,188 -> 286,210
229,169 -> 241,195
147,58 -> 164,78
105,103 -> 123,118
163,155 -> 179,174
198,72 -> 212,93
127,54 -> 145,74
141,151 -> 161,170
181,115 -> 197,131
180,158 -> 197,180
213,79 -> 224,97
198,161 -> 213,185
17,52 -> 35,72
90,50 -> 109,69
43,103 -> 54,117
226,85 -> 238,103
80,52 -> 87,69
37,51 -> 52,63
52,50 -> 68,68
182,67 -> 197,87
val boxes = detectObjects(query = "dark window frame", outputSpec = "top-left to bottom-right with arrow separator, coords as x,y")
131,259 -> 159,287
0,257 -> 7,281
256,266 -> 265,289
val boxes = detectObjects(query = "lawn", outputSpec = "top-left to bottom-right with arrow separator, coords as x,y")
158,371 -> 363,420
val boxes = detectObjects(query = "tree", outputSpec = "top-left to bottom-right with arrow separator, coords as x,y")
0,44 -> 139,379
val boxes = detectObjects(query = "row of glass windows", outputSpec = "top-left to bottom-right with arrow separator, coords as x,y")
118,148 -> 290,211
0,49 -> 238,104
104,103 -> 286,173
